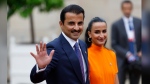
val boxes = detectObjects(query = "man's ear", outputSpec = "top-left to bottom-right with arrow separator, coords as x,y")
88,31 -> 91,38
59,21 -> 63,28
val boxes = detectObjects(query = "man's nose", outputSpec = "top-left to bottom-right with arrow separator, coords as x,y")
74,24 -> 79,30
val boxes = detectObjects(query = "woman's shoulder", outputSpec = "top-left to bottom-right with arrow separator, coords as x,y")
104,47 -> 115,52
104,47 -> 116,56
104,48 -> 117,63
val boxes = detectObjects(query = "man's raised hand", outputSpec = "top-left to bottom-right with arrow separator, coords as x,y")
30,41 -> 55,69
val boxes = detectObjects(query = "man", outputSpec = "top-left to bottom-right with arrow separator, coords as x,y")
30,4 -> 89,84
111,1 -> 141,84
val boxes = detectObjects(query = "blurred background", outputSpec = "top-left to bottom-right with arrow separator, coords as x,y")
6,0 -> 142,84
0,0 -> 7,84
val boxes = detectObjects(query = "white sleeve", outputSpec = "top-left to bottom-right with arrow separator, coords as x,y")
36,64 -> 47,73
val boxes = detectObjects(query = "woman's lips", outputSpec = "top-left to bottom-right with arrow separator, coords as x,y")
98,39 -> 104,42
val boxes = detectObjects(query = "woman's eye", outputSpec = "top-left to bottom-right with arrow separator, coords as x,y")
103,30 -> 107,33
95,31 -> 100,34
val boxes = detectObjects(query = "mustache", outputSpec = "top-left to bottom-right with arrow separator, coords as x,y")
71,30 -> 81,33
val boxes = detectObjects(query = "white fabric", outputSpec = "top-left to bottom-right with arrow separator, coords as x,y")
123,16 -> 135,41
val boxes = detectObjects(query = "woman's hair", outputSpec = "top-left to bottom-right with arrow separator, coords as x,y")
85,17 -> 107,48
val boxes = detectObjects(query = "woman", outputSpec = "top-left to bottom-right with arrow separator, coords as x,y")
85,17 -> 119,84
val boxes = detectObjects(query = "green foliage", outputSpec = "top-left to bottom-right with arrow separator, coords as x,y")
0,0 -> 6,7
7,0 -> 64,19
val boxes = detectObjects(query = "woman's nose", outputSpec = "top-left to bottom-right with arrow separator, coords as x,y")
99,33 -> 104,37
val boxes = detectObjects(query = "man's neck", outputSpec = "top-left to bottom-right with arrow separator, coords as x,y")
124,15 -> 131,18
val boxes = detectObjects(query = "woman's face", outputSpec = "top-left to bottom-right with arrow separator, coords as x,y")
88,22 -> 107,46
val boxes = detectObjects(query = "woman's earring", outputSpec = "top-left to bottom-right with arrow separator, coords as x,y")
88,38 -> 92,42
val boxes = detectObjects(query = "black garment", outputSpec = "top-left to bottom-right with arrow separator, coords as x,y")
111,17 -> 141,84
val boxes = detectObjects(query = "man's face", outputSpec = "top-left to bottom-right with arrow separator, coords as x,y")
60,12 -> 84,41
122,3 -> 132,18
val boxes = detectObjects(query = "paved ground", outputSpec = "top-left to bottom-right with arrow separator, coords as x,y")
9,43 -> 46,84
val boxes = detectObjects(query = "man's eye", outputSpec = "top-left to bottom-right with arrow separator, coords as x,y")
78,22 -> 83,26
69,22 -> 74,25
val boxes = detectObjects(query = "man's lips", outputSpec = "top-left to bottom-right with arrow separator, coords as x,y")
71,30 -> 81,33
72,32 -> 80,35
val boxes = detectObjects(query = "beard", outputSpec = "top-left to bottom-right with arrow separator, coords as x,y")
71,30 -> 81,33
